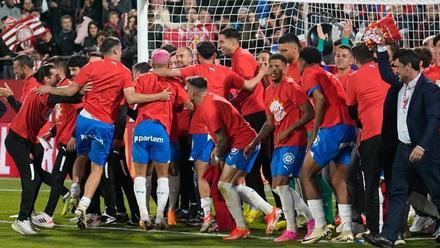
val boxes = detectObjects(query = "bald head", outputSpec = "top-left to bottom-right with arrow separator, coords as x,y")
151,49 -> 170,68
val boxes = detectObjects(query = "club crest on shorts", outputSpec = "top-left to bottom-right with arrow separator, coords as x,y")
230,148 -> 239,155
282,152 -> 295,165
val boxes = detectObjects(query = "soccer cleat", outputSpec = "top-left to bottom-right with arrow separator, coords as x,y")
409,215 -> 435,233
200,214 -> 217,233
245,209 -> 264,224
167,210 -> 177,226
139,218 -> 153,230
394,234 -> 406,246
74,204 -> 88,229
155,215 -> 167,229
32,212 -> 55,228
86,214 -> 102,227
305,219 -> 315,239
11,220 -> 39,235
101,213 -> 116,225
223,227 -> 250,240
331,230 -> 355,243
302,224 -> 331,244
264,207 -> 282,235
355,229 -> 370,240
274,230 -> 299,242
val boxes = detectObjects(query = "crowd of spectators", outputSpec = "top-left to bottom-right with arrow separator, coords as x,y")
0,0 -> 438,78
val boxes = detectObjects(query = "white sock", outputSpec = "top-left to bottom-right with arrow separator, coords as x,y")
235,184 -> 273,215
200,197 -> 212,218
218,181 -> 246,229
277,185 -> 297,232
134,177 -> 149,221
338,204 -> 352,232
146,175 -> 152,213
168,175 -> 180,211
79,196 -> 90,209
70,182 -> 80,198
308,199 -> 326,228
156,177 -> 169,217
291,188 -> 313,221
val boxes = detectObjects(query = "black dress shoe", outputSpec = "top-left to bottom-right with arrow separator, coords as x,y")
363,233 -> 394,248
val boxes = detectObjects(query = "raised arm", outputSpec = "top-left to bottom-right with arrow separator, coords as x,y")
376,46 -> 400,86
36,82 -> 83,96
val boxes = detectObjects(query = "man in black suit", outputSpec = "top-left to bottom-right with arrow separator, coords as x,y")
363,47 -> 440,247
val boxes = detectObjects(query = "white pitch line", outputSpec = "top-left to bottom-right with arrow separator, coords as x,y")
0,220 -> 434,242
0,189 -> 50,192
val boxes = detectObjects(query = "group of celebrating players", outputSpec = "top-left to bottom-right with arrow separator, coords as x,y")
1,23 -> 440,246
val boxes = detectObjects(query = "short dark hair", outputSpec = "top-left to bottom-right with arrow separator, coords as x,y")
34,64 -> 55,83
259,50 -> 271,56
338,45 -> 353,54
197,41 -> 217,60
333,38 -> 353,47
351,43 -> 373,64
60,15 -> 71,23
278,33 -> 300,47
433,33 -> 440,47
67,55 -> 88,68
132,62 -> 151,74
413,47 -> 433,69
160,44 -> 177,54
107,11 -> 119,20
13,54 -> 34,68
393,49 -> 420,71
219,28 -> 240,41
47,56 -> 67,72
100,37 -> 121,55
388,41 -> 400,57
269,54 -> 287,64
89,51 -> 104,59
188,76 -> 207,90
299,46 -> 322,65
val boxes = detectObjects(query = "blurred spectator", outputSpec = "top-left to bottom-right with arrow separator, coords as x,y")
231,7 -> 248,31
104,11 -> 122,37
96,30 -> 106,48
34,28 -> 61,59
48,0 -> 77,34
122,15 -> 137,68
74,16 -> 93,46
264,3 -> 286,44
218,15 -> 230,31
0,0 -> 21,19
82,20 -> 99,50
418,4 -> 440,46
55,15 -> 79,56
199,8 -> 216,40
242,10 -> 267,54
103,0 -> 132,16
256,0 -> 270,19
148,10 -> 163,54
77,0 -> 102,24
20,0 -> 34,18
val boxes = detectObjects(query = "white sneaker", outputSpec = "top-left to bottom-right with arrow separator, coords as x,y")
409,215 -> 435,233
155,215 -> 167,229
74,204 -> 88,229
11,220 -> 39,235
32,212 -> 55,228
395,234 -> 406,246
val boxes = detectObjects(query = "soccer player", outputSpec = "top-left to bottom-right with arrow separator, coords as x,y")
153,40 -> 266,231
423,33 -> 440,83
5,64 -> 83,235
35,37 -> 172,229
218,28 -> 270,221
245,54 -> 315,242
187,76 -> 280,240
32,56 -> 88,228
175,46 -> 194,69
131,49 -> 192,229
298,47 -> 357,244
347,43 -> 390,237
278,33 -> 302,83
333,45 -> 354,90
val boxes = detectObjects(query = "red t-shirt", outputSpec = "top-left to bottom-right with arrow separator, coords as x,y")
231,47 -> 265,116
423,64 -> 440,82
170,83 -> 191,142
10,92 -> 52,143
286,61 -> 301,83
135,73 -> 189,134
189,107 -> 208,135
346,62 -> 390,141
54,78 -> 82,145
179,64 -> 245,98
75,57 -> 133,124
198,93 -> 256,149
20,76 -> 40,102
327,65 -> 353,91
301,64 -> 354,128
265,79 -> 308,147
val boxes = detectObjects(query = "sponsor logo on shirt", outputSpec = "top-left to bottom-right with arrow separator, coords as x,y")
269,99 -> 286,123
134,135 -> 164,143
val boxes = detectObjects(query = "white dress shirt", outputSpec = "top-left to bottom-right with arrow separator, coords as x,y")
397,73 -> 421,144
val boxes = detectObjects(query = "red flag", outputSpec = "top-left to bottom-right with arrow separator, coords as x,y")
1,14 -> 45,52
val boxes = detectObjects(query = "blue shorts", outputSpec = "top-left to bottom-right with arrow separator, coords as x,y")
132,120 -> 170,164
170,142 -> 179,163
190,134 -> 215,163
225,147 -> 260,174
271,146 -> 306,177
76,115 -> 115,166
310,124 -> 356,167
